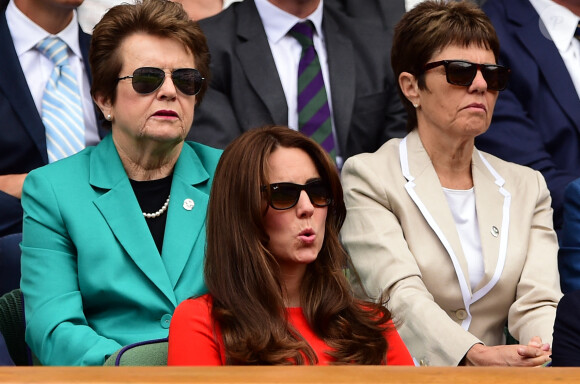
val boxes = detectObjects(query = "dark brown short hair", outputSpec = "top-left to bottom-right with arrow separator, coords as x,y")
205,126 -> 391,364
89,0 -> 210,128
391,0 -> 500,131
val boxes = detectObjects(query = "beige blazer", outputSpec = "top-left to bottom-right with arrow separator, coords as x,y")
341,130 -> 562,366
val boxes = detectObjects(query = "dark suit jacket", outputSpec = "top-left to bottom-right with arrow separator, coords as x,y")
0,0 -> 105,237
324,0 -> 405,30
322,0 -> 486,31
559,178 -> 580,293
475,0 -> 580,231
551,289 -> 580,366
188,0 -> 407,160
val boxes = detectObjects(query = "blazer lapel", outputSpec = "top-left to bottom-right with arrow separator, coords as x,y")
235,0 -> 288,125
471,150 -> 510,302
402,132 -> 471,290
507,1 -> 580,127
77,31 -> 90,81
323,9 -> 355,156
78,28 -> 107,140
0,12 -> 47,163
90,136 -> 175,304
160,144 -> 210,289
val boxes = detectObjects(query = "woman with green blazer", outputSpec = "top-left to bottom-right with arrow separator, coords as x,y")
20,0 -> 221,365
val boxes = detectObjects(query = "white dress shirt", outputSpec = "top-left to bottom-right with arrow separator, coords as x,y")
530,0 -> 580,96
6,1 -> 99,147
77,0 -> 127,33
405,0 -> 423,11
254,0 -> 342,167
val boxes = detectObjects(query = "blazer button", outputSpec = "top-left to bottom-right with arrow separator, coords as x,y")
160,314 -> 172,329
455,309 -> 467,320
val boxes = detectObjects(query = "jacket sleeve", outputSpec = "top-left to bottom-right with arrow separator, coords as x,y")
341,155 -> 480,366
551,291 -> 580,366
507,171 -> 562,345
20,170 -> 122,366
558,179 -> 580,293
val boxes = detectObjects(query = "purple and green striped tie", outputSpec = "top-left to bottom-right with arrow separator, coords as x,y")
289,21 -> 336,162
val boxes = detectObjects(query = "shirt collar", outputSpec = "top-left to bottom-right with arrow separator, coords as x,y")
529,0 -> 580,52
223,0 -> 242,9
254,0 -> 324,44
7,0 -> 82,59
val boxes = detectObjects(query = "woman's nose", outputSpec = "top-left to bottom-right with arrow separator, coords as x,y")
295,190 -> 315,217
157,73 -> 178,99
470,70 -> 488,92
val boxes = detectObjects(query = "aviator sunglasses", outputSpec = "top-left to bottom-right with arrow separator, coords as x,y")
422,60 -> 510,91
262,180 -> 332,210
117,67 -> 204,95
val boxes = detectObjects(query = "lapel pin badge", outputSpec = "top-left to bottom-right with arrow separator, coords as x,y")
183,198 -> 194,211
491,226 -> 499,237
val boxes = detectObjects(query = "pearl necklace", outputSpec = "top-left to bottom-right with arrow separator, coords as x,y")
143,195 -> 170,219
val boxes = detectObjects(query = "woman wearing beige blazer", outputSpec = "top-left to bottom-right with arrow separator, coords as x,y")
341,1 -> 562,367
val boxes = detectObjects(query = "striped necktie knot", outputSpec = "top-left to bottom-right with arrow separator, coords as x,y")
289,21 -> 315,48
37,36 -> 85,162
575,21 -> 580,41
37,37 -> 70,67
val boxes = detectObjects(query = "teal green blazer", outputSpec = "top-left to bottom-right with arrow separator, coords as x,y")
20,135 -> 222,366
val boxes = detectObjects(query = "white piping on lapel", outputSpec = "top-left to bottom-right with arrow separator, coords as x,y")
472,151 -> 511,303
399,137 -> 511,331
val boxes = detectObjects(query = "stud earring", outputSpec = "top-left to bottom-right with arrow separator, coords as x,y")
106,114 -> 112,121
413,103 -> 419,108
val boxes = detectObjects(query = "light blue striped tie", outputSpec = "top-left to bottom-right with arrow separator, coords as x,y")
37,37 -> 85,162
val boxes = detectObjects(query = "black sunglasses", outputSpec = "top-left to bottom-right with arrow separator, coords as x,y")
117,67 -> 204,96
261,180 -> 332,210
422,60 -> 510,91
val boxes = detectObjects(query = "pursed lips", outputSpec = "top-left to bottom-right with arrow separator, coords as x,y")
463,103 -> 486,113
152,109 -> 179,118
298,228 -> 316,244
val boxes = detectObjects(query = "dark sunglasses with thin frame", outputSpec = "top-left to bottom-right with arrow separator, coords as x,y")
422,60 -> 510,91
262,180 -> 332,210
117,67 -> 204,96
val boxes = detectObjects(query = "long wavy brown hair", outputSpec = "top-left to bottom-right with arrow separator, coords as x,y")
205,126 -> 391,365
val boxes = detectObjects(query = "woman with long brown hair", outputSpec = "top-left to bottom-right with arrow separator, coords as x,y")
168,126 -> 412,365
